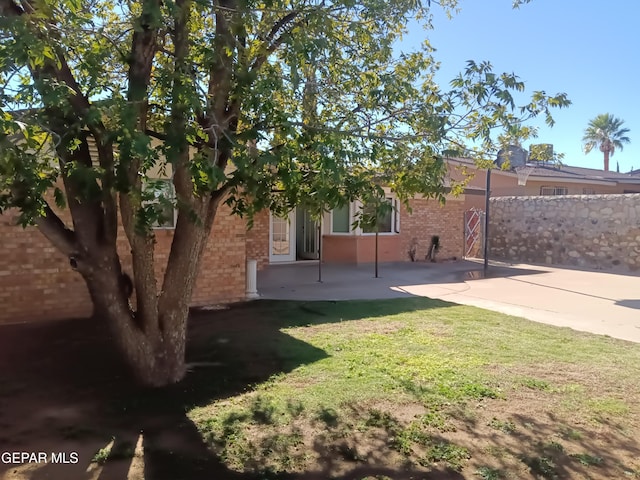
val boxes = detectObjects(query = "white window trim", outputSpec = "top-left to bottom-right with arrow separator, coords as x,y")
360,196 -> 400,236
328,196 -> 401,236
145,178 -> 177,229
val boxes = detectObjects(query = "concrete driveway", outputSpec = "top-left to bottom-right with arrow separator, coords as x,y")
257,260 -> 640,343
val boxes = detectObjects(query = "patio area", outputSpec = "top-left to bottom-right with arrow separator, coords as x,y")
258,259 -> 640,343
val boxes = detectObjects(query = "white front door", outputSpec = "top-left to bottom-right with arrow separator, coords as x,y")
269,210 -> 296,262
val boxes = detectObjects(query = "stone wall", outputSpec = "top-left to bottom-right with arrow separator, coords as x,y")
489,194 -> 640,271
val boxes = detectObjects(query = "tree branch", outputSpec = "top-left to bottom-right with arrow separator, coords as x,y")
250,11 -> 300,73
55,135 -> 105,250
119,0 -> 162,334
1,0 -> 107,139
160,0 -> 212,328
2,0 -> 115,248
34,204 -> 78,257
0,0 -> 25,16
119,0 -> 161,240
265,10 -> 298,44
168,0 -> 193,201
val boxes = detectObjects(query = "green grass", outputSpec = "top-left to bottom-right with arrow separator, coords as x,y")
488,418 -> 517,434
570,452 -> 603,466
188,298 -> 640,476
475,466 -> 504,479
90,438 -> 136,465
520,455 -> 558,479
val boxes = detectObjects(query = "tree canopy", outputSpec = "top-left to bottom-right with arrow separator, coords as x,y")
0,0 -> 569,386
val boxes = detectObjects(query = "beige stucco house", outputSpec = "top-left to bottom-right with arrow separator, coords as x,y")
448,157 -> 640,209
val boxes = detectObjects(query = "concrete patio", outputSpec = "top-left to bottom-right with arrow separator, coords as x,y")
257,260 -> 640,343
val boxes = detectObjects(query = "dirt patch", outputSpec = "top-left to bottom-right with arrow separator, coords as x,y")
0,303 -> 285,480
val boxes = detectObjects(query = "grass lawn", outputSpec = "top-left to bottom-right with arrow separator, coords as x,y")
2,297 -> 639,480
188,298 -> 640,479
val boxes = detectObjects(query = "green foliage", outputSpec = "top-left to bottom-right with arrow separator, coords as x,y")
475,466 -> 503,480
582,113 -> 630,170
90,438 -> 135,464
90,445 -> 111,465
520,455 -> 557,479
569,452 -> 603,467
420,441 -> 470,471
488,417 -> 517,434
519,377 -> 551,391
0,0 -> 570,230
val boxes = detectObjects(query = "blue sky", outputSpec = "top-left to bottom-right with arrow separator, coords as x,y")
402,0 -> 639,172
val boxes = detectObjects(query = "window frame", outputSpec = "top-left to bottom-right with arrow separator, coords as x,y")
330,202 -> 352,235
540,186 -> 568,196
361,196 -> 400,236
145,178 -> 177,229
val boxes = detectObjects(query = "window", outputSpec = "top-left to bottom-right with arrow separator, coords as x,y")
145,179 -> 176,228
331,204 -> 350,233
582,188 -> 596,194
540,186 -> 568,196
362,197 -> 399,234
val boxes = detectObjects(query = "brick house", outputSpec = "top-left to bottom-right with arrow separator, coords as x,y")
0,189 -> 465,324
1,127 -> 469,323
247,192 -> 466,268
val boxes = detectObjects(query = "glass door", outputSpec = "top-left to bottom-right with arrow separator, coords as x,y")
269,211 -> 296,262
297,209 -> 319,260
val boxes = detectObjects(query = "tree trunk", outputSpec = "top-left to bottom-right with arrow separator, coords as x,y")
603,150 -> 610,172
84,261 -> 188,387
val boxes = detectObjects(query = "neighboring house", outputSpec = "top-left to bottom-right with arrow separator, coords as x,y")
448,157 -> 640,209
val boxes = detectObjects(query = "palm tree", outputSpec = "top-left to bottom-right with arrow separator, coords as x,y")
582,114 -> 631,172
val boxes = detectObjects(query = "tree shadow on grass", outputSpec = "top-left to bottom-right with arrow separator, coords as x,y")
0,297 -> 457,479
447,404 -> 640,479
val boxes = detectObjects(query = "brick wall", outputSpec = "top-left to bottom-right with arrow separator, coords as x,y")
0,214 -> 94,323
399,196 -> 465,262
321,196 -> 465,263
236,195 -> 465,270
245,209 -> 270,270
0,203 -> 247,324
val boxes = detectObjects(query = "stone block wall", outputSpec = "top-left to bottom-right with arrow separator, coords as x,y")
489,194 -> 640,271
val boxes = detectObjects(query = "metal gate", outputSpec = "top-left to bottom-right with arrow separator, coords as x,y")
464,209 -> 485,259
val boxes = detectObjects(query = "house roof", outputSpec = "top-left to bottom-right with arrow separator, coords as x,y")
448,157 -> 640,187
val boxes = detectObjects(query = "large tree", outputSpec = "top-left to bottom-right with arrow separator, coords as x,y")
583,113 -> 631,171
0,0 -> 569,386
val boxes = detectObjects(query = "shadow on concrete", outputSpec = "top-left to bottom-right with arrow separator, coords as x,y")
258,260 -> 548,301
616,299 -> 640,310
